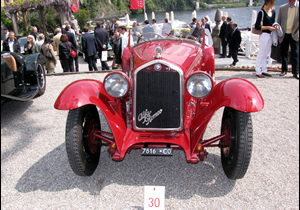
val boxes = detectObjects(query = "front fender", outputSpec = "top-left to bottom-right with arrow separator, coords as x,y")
205,78 -> 264,112
54,79 -> 108,110
190,78 -> 264,151
23,53 -> 46,72
54,79 -> 127,141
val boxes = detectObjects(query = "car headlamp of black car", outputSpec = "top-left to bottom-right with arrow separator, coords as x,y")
104,72 -> 130,98
186,72 -> 213,98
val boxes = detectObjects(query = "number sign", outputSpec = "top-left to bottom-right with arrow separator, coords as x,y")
144,186 -> 165,210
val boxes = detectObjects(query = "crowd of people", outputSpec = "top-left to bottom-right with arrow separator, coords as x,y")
219,15 -> 242,67
218,0 -> 299,79
78,20 -> 134,71
1,0 -> 298,79
0,18 -> 135,73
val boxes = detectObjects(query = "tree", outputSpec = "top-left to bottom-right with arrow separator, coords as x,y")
1,10 -> 13,31
73,9 -> 90,29
3,0 -> 81,35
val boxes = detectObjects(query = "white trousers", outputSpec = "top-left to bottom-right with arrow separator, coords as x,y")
255,33 -> 272,75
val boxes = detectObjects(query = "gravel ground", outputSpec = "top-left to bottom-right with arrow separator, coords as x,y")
1,70 -> 299,209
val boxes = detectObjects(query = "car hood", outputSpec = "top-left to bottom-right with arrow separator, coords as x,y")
132,39 -> 202,72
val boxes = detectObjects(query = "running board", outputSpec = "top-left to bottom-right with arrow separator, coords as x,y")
1,88 -> 39,101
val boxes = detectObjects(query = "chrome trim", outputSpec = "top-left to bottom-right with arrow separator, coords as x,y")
133,60 -> 184,131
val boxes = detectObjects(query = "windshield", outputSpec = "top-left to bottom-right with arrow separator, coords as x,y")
18,37 -> 27,46
133,28 -> 212,48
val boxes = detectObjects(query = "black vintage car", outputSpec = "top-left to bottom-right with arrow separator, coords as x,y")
1,52 -> 46,104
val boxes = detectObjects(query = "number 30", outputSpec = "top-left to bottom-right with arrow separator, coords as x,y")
148,197 -> 160,207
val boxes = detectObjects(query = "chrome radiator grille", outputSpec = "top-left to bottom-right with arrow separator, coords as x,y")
134,62 -> 183,130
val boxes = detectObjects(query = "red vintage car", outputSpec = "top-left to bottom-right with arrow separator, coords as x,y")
54,30 -> 264,180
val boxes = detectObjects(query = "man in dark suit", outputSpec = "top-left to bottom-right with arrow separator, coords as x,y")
224,16 -> 233,58
277,0 -> 299,79
229,22 -> 241,66
94,21 -> 110,70
81,26 -> 98,71
219,15 -> 227,58
63,25 -> 79,72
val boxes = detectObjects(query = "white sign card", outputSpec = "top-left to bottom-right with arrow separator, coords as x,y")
96,58 -> 101,64
102,51 -> 107,61
144,186 -> 165,210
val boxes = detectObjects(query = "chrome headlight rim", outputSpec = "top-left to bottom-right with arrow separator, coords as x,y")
103,72 -> 130,98
185,72 -> 213,98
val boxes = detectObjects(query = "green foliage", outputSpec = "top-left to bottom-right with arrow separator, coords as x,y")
252,2 -> 261,6
73,9 -> 91,29
45,10 -> 61,33
199,3 -> 208,8
145,0 -> 157,12
89,0 -> 99,18
27,11 -> 39,29
131,9 -> 143,14
177,0 -> 186,10
1,10 -> 6,24
1,10 -> 13,31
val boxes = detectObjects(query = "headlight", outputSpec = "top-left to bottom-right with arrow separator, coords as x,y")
104,73 -> 129,98
186,73 -> 213,98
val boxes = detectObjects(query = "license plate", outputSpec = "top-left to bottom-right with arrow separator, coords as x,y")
141,148 -> 173,156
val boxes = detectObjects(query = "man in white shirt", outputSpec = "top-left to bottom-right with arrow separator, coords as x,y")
152,19 -> 159,34
162,18 -> 172,36
2,32 -> 21,53
102,19 -> 106,29
118,26 -> 134,58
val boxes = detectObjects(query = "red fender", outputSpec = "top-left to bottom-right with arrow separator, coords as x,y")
190,78 -> 264,152
205,78 -> 264,112
54,79 -> 127,142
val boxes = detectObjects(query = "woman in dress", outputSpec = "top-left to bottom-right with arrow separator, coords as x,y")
24,35 -> 38,54
254,0 -> 279,78
41,36 -> 57,74
59,34 -> 75,72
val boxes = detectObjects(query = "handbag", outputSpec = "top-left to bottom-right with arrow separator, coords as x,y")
68,42 -> 77,58
45,45 -> 53,59
252,10 -> 263,35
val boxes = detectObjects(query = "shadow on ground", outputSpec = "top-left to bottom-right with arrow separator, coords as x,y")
15,142 -> 235,199
1,100 -> 47,164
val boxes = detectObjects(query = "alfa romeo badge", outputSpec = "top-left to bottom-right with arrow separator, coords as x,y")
154,64 -> 162,71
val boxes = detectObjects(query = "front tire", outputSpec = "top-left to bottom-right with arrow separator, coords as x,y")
220,107 -> 253,180
36,64 -> 46,96
65,105 -> 101,176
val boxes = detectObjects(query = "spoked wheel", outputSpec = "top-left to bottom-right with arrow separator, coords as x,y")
220,107 -> 253,180
36,64 -> 46,96
65,105 -> 101,176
